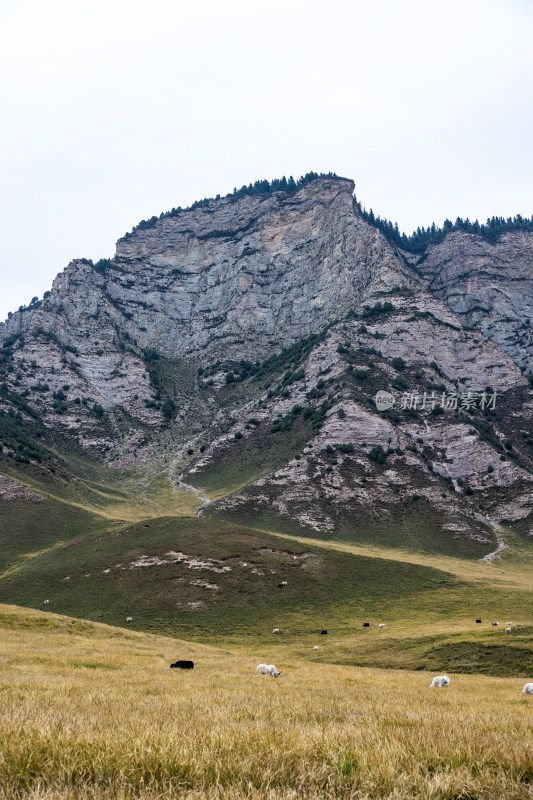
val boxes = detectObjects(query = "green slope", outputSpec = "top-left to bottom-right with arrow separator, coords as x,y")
0,514 -> 532,675
209,499 -> 496,560
0,515 -> 452,635
0,493 -> 119,576
186,415 -> 315,497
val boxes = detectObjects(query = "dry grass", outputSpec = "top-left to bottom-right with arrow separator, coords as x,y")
0,605 -> 532,799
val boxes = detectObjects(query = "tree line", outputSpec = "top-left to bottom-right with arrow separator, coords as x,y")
356,200 -> 533,253
124,172 -> 341,237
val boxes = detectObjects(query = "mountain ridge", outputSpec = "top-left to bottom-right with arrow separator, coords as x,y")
0,174 -> 532,561
2,174 -> 532,368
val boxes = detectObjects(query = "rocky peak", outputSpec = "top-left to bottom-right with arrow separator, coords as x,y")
1,176 -> 415,363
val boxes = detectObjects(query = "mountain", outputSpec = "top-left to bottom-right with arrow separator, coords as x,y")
0,174 -> 532,564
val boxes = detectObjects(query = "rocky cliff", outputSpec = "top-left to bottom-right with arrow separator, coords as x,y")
0,175 -> 532,556
0,178 -> 415,361
415,230 -> 533,370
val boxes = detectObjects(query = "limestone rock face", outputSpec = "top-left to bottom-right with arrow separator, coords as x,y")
193,303 -> 532,543
112,177 -> 413,362
0,178 -> 414,363
2,178 -> 532,373
417,231 -> 533,370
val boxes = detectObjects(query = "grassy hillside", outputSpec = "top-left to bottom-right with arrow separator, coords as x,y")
0,493 -> 118,574
211,499 -> 496,560
0,449 -> 202,522
0,514 -> 532,675
1,604 -> 533,800
0,515 -> 457,637
185,415 -> 315,498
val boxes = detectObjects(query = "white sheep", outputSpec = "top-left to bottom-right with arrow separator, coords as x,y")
272,628 -> 280,634
256,664 -> 281,677
43,600 -> 49,605
126,617 -> 133,622
430,675 -> 450,688
313,645 -> 319,651
522,683 -> 533,695
378,623 -> 386,628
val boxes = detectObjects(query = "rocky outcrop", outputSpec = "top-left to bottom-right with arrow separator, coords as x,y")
188,302 -> 532,548
416,230 -> 533,370
2,178 -> 532,373
0,178 -> 415,363
0,475 -> 43,501
111,177 -> 417,361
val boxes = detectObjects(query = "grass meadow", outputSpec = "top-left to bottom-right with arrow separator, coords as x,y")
1,605 -> 533,800
2,513 -> 533,678
2,455 -> 533,798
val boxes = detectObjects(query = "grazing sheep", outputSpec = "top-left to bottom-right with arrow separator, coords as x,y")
256,664 -> 281,677
320,630 -> 328,635
506,622 -> 512,626
272,628 -> 280,634
378,623 -> 386,628
126,617 -> 133,622
170,660 -> 194,669
476,619 -> 482,623
522,683 -> 533,695
313,645 -> 319,651
430,675 -> 450,688
43,600 -> 49,605
505,627 -> 512,634
278,581 -> 287,587
491,622 -> 499,626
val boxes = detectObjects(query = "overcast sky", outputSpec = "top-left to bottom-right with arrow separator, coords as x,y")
1,0 -> 532,322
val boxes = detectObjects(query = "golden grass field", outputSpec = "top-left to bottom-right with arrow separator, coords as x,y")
1,605 -> 533,800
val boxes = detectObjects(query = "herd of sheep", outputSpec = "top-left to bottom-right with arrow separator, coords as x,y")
169,661 -> 533,693
41,601 -> 531,693
258,620 -> 532,693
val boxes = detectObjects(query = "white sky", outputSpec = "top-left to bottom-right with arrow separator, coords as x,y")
1,0 -> 532,321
